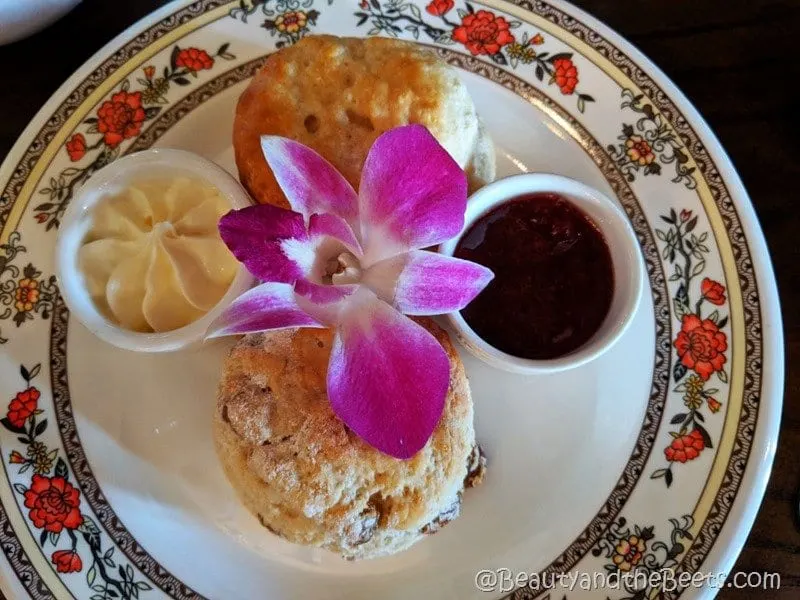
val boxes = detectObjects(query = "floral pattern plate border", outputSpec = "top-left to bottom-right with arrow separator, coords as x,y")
0,0 -> 782,599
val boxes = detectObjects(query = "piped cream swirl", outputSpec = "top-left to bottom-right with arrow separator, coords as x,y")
79,177 -> 237,333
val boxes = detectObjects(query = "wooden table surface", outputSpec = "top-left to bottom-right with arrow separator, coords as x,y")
0,1 -> 797,598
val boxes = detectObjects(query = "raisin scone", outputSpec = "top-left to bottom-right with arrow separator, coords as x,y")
233,34 -> 496,206
213,318 -> 486,560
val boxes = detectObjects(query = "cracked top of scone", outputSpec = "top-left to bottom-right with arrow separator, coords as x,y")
233,34 -> 495,208
214,318 -> 481,559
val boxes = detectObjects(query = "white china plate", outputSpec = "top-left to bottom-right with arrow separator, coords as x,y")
0,1 -> 782,599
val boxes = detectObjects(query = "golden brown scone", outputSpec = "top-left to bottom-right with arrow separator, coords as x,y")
233,35 -> 496,208
213,319 -> 486,560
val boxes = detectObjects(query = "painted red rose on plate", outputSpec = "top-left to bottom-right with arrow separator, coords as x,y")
701,277 -> 726,305
553,57 -> 579,94
65,133 -> 86,162
51,549 -> 82,573
23,474 -> 83,533
7,387 -> 40,428
452,10 -> 514,56
175,47 -> 214,72
664,429 -> 705,463
426,0 -> 454,16
96,90 -> 146,148
674,314 -> 727,380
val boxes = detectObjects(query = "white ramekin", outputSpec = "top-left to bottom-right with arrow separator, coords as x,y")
439,173 -> 645,374
55,148 -> 254,352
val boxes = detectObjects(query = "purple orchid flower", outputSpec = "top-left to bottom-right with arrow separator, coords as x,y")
208,125 -> 493,459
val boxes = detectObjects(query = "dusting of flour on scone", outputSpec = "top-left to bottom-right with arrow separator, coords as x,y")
213,318 -> 485,560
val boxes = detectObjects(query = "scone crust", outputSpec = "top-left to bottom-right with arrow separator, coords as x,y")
233,34 -> 495,208
213,318 -> 475,559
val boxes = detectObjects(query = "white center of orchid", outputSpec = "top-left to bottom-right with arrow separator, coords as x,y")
324,251 -> 362,285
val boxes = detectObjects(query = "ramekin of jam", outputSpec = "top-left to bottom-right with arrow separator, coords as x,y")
439,173 -> 644,374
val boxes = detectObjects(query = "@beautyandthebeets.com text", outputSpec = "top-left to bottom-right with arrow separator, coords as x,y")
474,568 -> 781,593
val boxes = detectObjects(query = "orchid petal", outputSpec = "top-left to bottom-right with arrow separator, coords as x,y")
206,282 -> 322,338
218,204 -> 307,283
308,213 -> 362,257
261,136 -> 359,223
326,289 -> 450,459
220,205 -> 363,286
358,125 -> 468,265
363,250 -> 494,315
294,279 -> 358,326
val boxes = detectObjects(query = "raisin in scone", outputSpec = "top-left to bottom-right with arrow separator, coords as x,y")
213,318 -> 486,560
